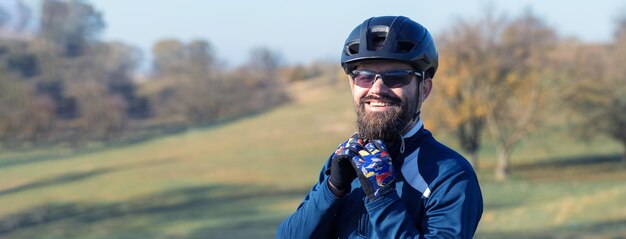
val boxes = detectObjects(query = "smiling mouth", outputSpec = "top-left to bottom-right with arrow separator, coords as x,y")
362,95 -> 401,109
367,101 -> 396,107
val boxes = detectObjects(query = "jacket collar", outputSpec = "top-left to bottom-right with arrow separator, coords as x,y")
388,118 -> 430,159
402,118 -> 423,139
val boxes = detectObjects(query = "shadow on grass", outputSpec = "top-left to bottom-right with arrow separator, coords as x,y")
477,218 -> 626,239
515,153 -> 623,171
0,168 -> 115,197
0,158 -> 176,197
511,153 -> 626,181
0,184 -> 308,238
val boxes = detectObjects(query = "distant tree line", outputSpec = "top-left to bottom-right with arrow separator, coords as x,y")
0,0 -> 288,147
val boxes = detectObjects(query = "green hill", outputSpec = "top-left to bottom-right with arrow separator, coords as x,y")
0,78 -> 624,238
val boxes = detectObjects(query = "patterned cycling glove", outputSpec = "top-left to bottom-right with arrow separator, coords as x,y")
351,139 -> 396,201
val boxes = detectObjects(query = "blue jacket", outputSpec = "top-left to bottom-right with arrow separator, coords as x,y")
277,120 -> 483,238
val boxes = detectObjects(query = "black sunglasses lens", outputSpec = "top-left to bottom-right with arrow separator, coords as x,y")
382,71 -> 413,88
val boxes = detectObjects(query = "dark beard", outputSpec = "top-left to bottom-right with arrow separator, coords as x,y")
355,94 -> 413,143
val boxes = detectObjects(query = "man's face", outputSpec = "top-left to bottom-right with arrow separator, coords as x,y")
349,61 -> 421,142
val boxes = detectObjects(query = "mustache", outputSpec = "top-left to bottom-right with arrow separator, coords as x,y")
359,94 -> 402,105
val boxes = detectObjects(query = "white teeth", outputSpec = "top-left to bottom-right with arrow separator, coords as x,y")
369,102 -> 390,107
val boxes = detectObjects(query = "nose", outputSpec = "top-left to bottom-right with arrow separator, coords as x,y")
369,75 -> 390,95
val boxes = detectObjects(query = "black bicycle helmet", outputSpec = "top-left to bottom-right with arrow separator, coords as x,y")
341,16 -> 438,79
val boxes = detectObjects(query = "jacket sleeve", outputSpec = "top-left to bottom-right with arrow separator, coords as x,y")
276,157 -> 345,239
364,167 -> 483,239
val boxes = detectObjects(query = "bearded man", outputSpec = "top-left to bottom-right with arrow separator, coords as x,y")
277,16 -> 483,239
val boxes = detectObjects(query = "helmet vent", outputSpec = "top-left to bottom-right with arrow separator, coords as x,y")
345,42 -> 360,55
369,25 -> 389,51
372,36 -> 386,50
396,41 -> 415,53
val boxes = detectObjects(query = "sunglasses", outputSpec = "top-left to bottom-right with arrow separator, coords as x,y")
350,69 -> 423,88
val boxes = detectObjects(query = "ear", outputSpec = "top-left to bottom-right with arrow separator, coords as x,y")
421,78 -> 433,101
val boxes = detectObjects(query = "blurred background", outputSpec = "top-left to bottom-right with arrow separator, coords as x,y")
0,0 -> 625,238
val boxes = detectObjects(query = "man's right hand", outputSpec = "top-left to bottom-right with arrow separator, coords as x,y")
328,133 -> 363,197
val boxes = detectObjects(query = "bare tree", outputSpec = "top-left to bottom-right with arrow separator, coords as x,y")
430,12 -> 507,170
565,15 -> 626,162
152,39 -> 185,78
40,0 -> 105,57
485,12 -> 559,180
432,10 -> 558,180
245,47 -> 288,109
0,66 -> 58,146
150,39 -> 221,124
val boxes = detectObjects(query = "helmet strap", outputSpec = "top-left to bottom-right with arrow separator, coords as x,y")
401,71 -> 425,136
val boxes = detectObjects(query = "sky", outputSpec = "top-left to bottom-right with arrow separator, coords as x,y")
13,0 -> 626,68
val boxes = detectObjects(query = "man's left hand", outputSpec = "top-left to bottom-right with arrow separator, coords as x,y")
351,139 -> 396,201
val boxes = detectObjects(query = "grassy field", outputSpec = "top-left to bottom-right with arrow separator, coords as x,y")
0,78 -> 625,239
